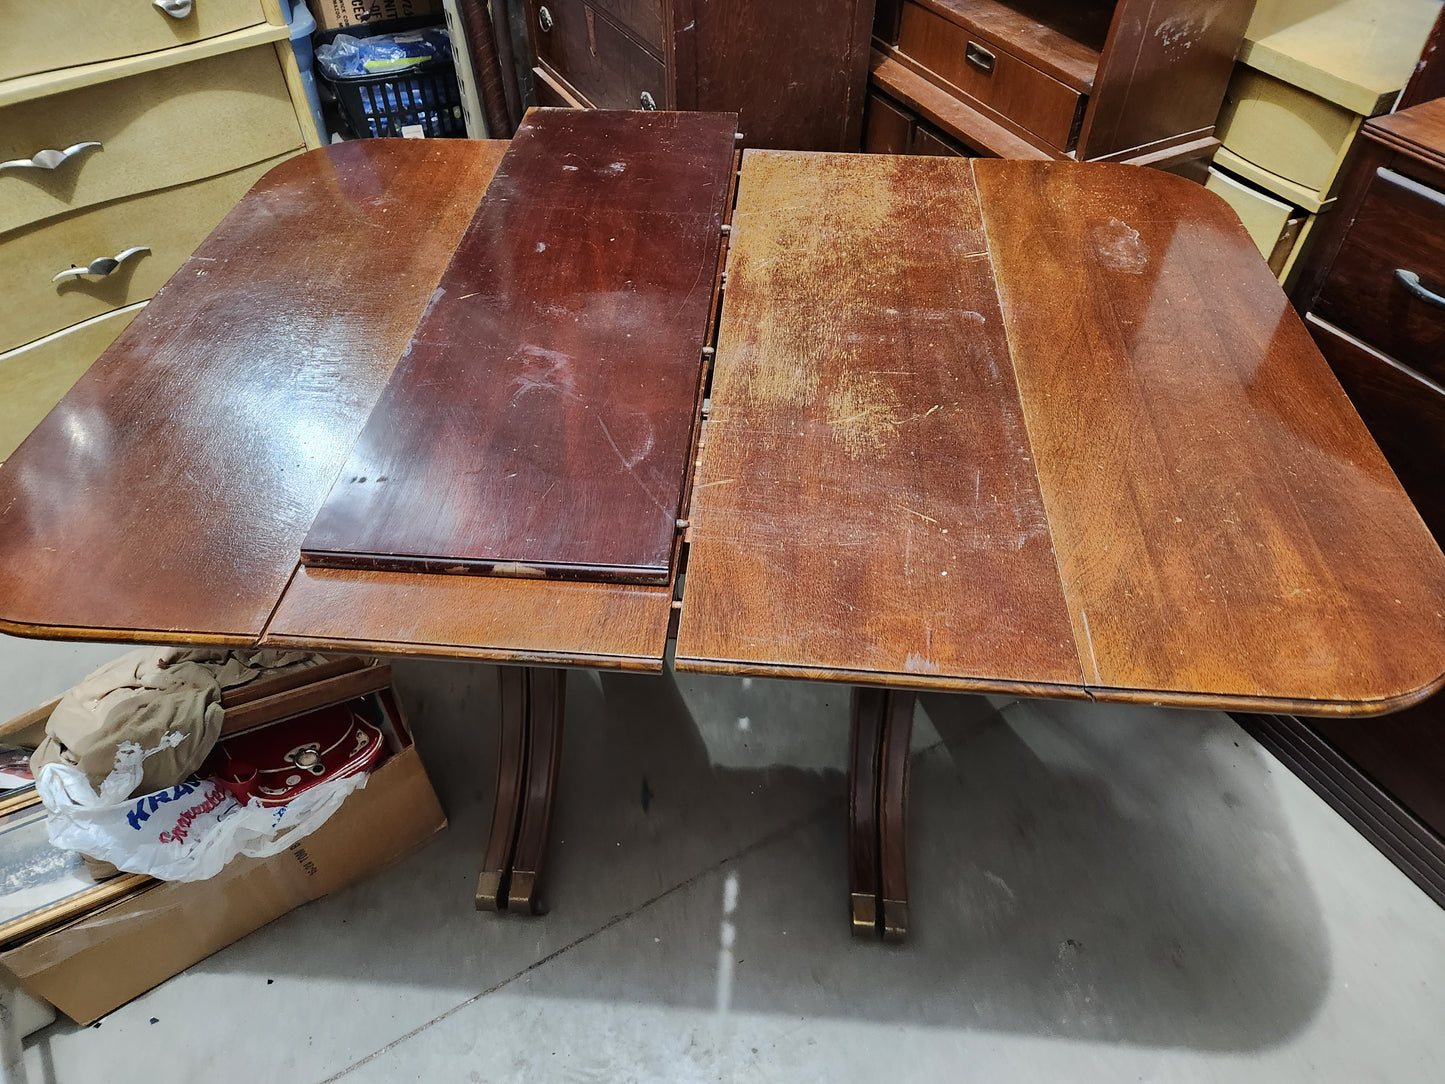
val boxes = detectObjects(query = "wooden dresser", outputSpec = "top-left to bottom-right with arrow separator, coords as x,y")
520,0 -> 876,150
0,0 -> 321,461
866,0 -> 1255,165
1241,96 -> 1445,908
1204,0 -> 1440,287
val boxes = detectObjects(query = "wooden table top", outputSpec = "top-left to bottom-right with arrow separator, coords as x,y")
2,128 -> 1443,712
673,150 -> 1445,717
0,138 -> 675,671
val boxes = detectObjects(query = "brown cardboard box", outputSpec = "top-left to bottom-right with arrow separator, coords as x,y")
0,687 -> 445,1025
312,0 -> 444,31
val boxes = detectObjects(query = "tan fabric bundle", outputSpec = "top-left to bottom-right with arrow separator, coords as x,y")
31,648 -> 325,797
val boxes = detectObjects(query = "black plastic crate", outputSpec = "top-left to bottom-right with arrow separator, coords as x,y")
326,60 -> 465,139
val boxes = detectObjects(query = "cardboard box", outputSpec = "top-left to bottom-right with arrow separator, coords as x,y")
312,0 -> 444,31
0,681 -> 445,1025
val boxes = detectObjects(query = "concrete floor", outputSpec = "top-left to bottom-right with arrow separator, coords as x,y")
2,633 -> 1444,1083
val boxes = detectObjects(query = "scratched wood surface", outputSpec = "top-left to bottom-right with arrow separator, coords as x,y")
972,159 -> 1445,713
674,152 -> 1083,693
677,152 -> 1445,715
263,565 -> 673,669
300,109 -> 738,585
0,139 -> 507,642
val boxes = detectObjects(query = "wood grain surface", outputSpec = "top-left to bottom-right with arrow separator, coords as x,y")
301,109 -> 737,585
0,139 -> 507,641
973,159 -> 1445,713
674,152 -> 1083,693
264,566 -> 674,669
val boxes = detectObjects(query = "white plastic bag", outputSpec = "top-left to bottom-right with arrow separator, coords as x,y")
36,733 -> 367,882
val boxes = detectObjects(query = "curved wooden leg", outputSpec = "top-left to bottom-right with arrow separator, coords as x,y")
849,686 -> 915,942
508,668 -> 566,914
477,666 -> 528,911
878,691 -> 915,943
849,687 -> 885,938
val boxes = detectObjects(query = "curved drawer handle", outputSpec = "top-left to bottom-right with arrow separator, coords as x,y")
53,246 -> 151,283
0,141 -> 102,173
1396,269 -> 1445,311
153,0 -> 193,18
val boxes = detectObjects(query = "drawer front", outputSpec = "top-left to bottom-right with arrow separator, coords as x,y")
1217,66 -> 1358,199
530,0 -> 666,112
0,0 -> 269,82
864,92 -> 913,154
0,303 -> 144,463
896,2 -> 1081,151
0,153 -> 290,355
1315,167 -> 1445,386
1,46 -> 304,237
911,125 -> 966,157
1205,167 -> 1295,260
1307,316 -> 1445,545
587,0 -> 664,55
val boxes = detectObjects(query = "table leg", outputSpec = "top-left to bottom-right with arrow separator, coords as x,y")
476,666 -> 528,910
849,687 -> 885,937
878,690 -> 915,943
508,667 -> 566,914
848,686 -> 915,941
476,666 -> 566,914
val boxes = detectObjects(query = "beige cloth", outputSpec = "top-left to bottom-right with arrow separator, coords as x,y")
31,648 -> 325,797
30,648 -> 326,880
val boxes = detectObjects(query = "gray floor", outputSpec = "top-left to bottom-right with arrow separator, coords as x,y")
3,633 -> 1444,1083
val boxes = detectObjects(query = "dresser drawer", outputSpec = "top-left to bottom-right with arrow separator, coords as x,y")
895,1 -> 1081,152
587,0 -> 664,55
0,0 -> 269,82
1216,65 -> 1360,202
1,46 -> 304,237
0,153 -> 289,355
1315,167 -> 1445,386
1307,315 -> 1445,545
0,303 -> 145,463
530,0 -> 666,111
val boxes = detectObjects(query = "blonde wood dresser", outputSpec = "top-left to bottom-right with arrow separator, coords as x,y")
0,0 -> 322,460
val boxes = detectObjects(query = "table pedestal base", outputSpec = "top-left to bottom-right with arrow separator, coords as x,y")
476,666 -> 566,915
848,687 -> 915,942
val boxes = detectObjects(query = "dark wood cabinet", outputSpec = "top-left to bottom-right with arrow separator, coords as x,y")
866,0 -> 1254,164
1240,96 -> 1445,909
522,0 -> 877,150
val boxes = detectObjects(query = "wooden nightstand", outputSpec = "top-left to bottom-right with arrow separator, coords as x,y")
866,0 -> 1254,166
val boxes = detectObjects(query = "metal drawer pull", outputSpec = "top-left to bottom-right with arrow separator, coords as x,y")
1396,269 -> 1445,311
53,246 -> 151,283
153,0 -> 193,17
0,142 -> 102,173
538,5 -> 553,31
639,91 -> 657,110
965,41 -> 995,73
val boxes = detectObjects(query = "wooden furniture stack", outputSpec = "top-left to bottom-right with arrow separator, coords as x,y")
865,0 -> 1254,165
519,0 -> 876,149
0,0 -> 322,462
1203,0 -> 1440,285
1239,95 -> 1445,908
